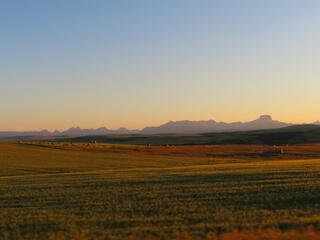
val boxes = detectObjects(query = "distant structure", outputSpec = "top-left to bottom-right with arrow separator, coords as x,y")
264,146 -> 284,154
89,140 -> 97,144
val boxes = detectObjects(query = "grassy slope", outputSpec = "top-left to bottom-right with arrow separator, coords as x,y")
0,143 -> 214,177
17,142 -> 320,162
2,143 -> 320,239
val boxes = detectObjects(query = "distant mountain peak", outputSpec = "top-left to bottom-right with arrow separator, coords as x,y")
0,115 -> 313,137
141,115 -> 291,134
68,127 -> 81,130
97,127 -> 108,131
258,115 -> 272,121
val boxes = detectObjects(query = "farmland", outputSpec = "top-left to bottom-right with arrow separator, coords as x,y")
1,142 -> 320,239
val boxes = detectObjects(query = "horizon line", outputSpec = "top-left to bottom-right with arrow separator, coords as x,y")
1,115 -> 319,132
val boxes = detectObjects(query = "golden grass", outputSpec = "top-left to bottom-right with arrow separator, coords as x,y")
47,227 -> 320,240
2,143 -> 320,239
23,142 -> 320,160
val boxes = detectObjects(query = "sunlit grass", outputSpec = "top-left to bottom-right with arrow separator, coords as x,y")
1,143 -> 320,239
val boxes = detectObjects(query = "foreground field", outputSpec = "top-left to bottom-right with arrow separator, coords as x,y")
21,142 -> 320,160
1,143 -> 320,239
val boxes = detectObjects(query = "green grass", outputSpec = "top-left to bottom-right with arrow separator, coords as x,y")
1,143 -> 320,239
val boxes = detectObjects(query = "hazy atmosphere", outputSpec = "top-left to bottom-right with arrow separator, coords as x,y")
1,0 -> 320,131
3,2 -> 320,240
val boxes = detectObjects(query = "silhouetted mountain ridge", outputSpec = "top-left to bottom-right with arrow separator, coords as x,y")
0,115 -> 314,137
51,124 -> 320,146
141,115 -> 291,134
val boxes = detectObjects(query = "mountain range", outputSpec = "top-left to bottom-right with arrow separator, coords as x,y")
1,115 -> 319,137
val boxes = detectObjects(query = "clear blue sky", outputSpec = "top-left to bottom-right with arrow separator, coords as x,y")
1,0 -> 320,131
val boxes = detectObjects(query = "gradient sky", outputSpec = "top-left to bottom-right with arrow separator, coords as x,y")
1,0 -> 320,131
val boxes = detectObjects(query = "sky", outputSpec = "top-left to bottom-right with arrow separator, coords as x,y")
1,0 -> 320,131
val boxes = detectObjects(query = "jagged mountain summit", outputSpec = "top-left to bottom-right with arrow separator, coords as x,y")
0,115 -> 298,137
59,127 -> 139,136
141,115 -> 291,134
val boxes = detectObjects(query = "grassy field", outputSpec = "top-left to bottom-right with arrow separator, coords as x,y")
22,141 -> 320,160
1,143 -> 320,239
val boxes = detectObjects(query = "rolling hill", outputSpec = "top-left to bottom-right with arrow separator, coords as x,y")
47,124 -> 320,146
